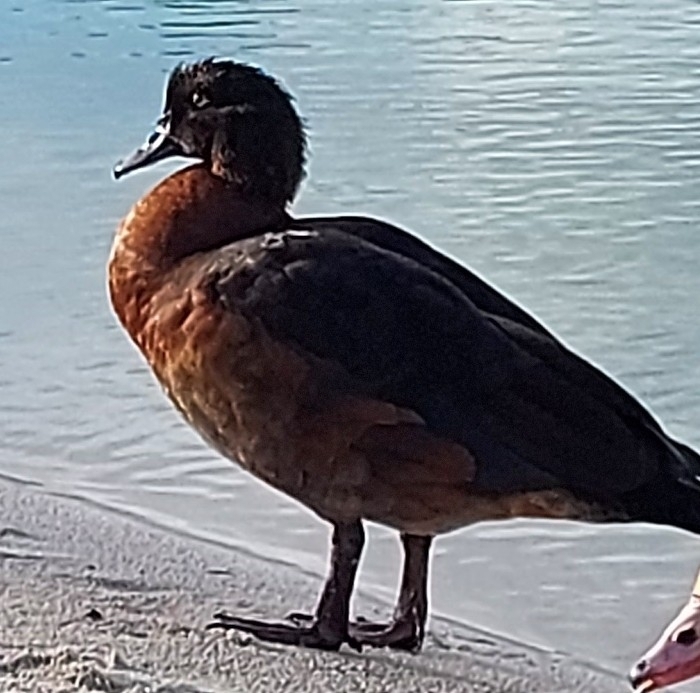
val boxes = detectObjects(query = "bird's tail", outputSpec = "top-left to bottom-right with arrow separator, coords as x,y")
623,435 -> 700,535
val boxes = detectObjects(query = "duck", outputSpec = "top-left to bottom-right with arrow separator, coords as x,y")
110,57 -> 700,654
630,567 -> 700,692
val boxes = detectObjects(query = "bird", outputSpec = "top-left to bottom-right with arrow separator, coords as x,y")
110,57 -> 700,654
630,567 -> 700,692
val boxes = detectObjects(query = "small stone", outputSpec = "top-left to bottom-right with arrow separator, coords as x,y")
85,608 -> 103,622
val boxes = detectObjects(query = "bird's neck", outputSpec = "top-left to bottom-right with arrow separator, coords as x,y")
108,164 -> 290,338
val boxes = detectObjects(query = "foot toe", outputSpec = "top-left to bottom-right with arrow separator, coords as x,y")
348,618 -> 423,653
207,612 -> 345,651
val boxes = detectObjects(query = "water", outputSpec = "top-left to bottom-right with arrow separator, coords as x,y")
1,0 -> 700,678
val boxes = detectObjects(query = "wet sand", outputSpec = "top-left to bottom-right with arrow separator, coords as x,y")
0,478 -> 625,692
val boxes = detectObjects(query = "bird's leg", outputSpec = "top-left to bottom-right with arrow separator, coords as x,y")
208,520 -> 365,651
349,533 -> 432,652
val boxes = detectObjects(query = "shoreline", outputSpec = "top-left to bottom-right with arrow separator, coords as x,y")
0,478 -> 624,692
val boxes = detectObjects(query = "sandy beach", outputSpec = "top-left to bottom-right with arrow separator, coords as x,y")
0,477 -> 626,693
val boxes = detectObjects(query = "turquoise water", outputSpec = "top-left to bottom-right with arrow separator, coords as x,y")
1,0 -> 700,675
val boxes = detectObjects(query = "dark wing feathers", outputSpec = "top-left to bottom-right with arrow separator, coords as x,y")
473,315 -> 660,492
291,215 -> 551,335
301,217 -> 700,494
211,227 -> 671,497
296,216 -> 666,435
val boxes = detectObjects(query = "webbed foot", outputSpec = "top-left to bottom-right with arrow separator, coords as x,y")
348,613 -> 424,652
208,610 -> 356,651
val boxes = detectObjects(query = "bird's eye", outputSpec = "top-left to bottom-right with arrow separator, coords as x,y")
675,628 -> 698,646
191,87 -> 211,109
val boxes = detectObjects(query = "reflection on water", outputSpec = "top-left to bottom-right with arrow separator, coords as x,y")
1,0 -> 700,678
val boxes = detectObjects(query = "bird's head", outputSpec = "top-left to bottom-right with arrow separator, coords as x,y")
630,571 -> 700,692
114,58 -> 306,206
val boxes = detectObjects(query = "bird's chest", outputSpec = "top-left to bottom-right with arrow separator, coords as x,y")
137,290 -> 366,514
149,302 -> 303,479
